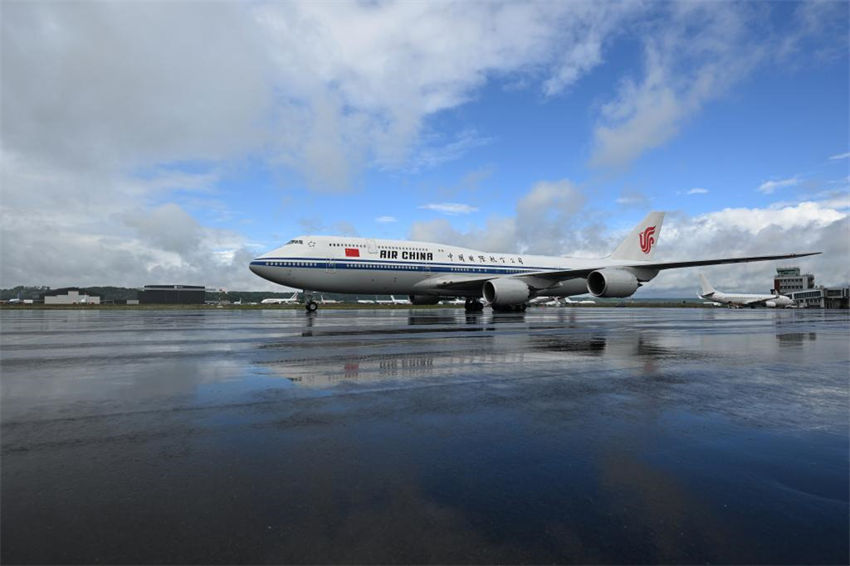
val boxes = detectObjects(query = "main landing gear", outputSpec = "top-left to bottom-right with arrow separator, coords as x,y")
303,290 -> 318,313
464,298 -> 484,312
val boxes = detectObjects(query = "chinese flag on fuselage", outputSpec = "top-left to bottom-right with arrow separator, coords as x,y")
345,248 -> 360,257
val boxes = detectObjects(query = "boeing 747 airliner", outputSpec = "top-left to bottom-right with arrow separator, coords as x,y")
249,211 -> 819,312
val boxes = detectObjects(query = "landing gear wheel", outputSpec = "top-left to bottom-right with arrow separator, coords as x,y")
464,298 -> 484,312
305,301 -> 318,313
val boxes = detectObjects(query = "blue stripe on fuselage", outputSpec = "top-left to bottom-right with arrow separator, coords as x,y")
249,257 -> 562,276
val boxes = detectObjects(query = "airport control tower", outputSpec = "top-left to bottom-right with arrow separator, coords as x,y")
773,266 -> 814,295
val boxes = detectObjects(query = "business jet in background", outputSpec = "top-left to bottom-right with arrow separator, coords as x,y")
698,273 -> 794,308
249,211 -> 819,312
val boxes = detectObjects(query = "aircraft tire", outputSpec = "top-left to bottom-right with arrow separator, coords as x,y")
305,301 -> 318,313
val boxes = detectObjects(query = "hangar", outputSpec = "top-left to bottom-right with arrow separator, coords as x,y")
138,285 -> 205,305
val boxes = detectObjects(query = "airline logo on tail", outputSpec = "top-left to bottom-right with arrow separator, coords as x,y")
639,225 -> 656,254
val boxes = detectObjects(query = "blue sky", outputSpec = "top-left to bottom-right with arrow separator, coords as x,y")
1,1 -> 848,294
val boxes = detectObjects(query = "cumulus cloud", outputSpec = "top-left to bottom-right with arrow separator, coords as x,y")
757,176 -> 800,194
419,203 -> 479,215
0,151 -> 267,290
2,1 -> 846,293
652,201 -> 848,296
411,179 -> 599,256
412,178 -> 848,296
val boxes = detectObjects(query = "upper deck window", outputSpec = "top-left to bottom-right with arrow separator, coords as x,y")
286,239 -> 304,245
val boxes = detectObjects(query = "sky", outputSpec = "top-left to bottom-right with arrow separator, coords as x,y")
1,0 -> 848,296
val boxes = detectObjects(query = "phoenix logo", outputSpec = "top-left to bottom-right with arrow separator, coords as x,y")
639,225 -> 656,254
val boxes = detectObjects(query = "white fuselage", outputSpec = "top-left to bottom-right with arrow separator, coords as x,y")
249,235 -> 622,297
701,290 -> 793,308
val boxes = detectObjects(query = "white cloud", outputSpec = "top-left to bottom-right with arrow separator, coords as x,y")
616,190 -> 650,207
650,202 -> 849,295
376,216 -> 397,223
2,2 -> 846,292
419,203 -> 479,215
757,176 -> 800,194
687,187 -> 709,195
589,1 -> 842,169
411,179 -> 596,256
0,151 -> 268,290
829,152 -> 850,160
412,179 -> 848,296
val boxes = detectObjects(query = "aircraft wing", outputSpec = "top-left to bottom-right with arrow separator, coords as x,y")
741,297 -> 774,306
415,274 -> 494,292
520,251 -> 822,282
416,251 -> 820,293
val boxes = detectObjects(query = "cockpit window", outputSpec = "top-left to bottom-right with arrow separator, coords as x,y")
286,239 -> 304,245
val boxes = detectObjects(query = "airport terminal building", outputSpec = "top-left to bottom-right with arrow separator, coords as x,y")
773,267 -> 849,309
41,288 -> 101,305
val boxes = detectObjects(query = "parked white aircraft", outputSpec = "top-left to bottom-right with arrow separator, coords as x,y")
698,273 -> 793,308
249,211 -> 818,312
260,292 -> 299,304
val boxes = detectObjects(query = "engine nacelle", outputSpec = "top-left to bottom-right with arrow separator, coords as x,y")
765,300 -> 776,308
408,295 -> 440,305
587,269 -> 640,298
483,278 -> 531,306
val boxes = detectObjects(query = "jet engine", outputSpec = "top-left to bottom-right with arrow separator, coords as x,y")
587,269 -> 640,298
408,295 -> 440,305
765,300 -> 777,308
483,278 -> 531,306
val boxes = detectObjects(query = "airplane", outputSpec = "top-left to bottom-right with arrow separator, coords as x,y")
248,211 -> 819,313
698,273 -> 794,308
260,292 -> 300,304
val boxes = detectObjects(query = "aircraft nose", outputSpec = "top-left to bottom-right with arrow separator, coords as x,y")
249,260 -> 261,275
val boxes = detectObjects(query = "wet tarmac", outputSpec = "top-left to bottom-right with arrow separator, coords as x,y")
1,307 -> 848,564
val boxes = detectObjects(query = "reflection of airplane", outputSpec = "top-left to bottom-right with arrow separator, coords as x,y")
698,273 -> 793,308
249,211 -> 819,312
261,292 -> 299,304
